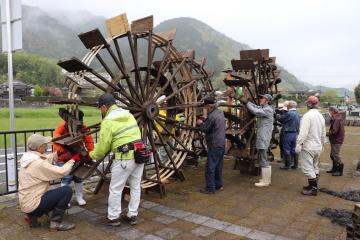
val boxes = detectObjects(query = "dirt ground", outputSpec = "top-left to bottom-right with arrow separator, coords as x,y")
0,126 -> 359,240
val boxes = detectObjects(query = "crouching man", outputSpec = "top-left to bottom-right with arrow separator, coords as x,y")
19,134 -> 80,231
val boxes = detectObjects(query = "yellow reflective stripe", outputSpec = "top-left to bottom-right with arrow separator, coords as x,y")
112,124 -> 138,138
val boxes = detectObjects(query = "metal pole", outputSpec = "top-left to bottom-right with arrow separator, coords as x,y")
5,0 -> 17,192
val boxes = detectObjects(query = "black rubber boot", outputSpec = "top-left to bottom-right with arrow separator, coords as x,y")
301,179 -> 318,196
332,163 -> 344,176
280,155 -> 291,170
49,208 -> 75,231
291,154 -> 298,169
303,174 -> 319,190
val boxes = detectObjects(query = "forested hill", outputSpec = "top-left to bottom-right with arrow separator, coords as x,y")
0,5 -> 307,91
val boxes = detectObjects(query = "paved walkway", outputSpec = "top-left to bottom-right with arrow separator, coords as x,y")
2,127 -> 360,239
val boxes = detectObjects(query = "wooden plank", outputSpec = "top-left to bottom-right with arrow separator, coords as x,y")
131,15 -> 153,32
231,59 -> 255,71
106,13 -> 130,37
78,29 -> 107,49
178,49 -> 195,59
240,49 -> 269,61
155,28 -> 177,41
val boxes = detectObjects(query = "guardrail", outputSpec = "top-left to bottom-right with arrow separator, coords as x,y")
0,128 -> 100,196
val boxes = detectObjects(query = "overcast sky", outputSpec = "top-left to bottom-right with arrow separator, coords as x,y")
21,0 -> 360,90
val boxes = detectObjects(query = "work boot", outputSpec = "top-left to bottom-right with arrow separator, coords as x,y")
280,155 -> 290,170
291,154 -> 298,169
326,160 -> 335,173
105,218 -> 122,227
301,179 -> 318,196
49,208 -> 75,231
122,215 -> 138,225
74,182 -> 86,206
332,163 -> 344,176
255,166 -> 271,187
24,214 -> 40,228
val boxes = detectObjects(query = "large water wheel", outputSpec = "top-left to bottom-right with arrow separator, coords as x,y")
223,49 -> 281,175
54,14 -> 213,196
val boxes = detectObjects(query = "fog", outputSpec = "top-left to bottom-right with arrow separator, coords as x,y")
21,0 -> 360,89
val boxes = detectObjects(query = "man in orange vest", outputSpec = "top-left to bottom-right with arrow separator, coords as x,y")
53,110 -> 94,206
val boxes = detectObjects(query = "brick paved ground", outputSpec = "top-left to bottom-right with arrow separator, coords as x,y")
1,127 -> 360,240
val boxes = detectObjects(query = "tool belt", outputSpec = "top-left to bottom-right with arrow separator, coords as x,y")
117,140 -> 151,164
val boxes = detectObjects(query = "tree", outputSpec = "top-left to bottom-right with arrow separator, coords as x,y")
320,90 -> 341,104
355,83 -> 360,104
34,85 -> 43,97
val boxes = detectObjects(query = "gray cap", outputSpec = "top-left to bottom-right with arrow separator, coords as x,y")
260,94 -> 273,102
98,93 -> 116,108
27,134 -> 52,151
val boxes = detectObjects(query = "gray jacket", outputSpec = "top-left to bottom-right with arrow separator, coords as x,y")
246,102 -> 274,149
199,108 -> 226,149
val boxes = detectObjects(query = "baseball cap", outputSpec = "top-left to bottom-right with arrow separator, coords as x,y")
260,94 -> 273,102
98,93 -> 116,108
27,134 -> 52,151
203,96 -> 216,105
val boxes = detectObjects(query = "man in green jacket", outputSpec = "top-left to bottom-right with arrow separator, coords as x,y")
89,93 -> 143,226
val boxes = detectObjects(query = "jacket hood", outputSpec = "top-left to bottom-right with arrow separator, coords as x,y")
105,106 -> 131,121
20,151 -> 42,168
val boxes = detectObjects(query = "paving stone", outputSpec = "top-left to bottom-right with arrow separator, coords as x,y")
152,205 -> 173,214
201,218 -> 231,230
208,230 -> 239,240
140,234 -> 164,240
170,219 -> 197,231
141,200 -> 159,209
223,223 -> 252,236
91,206 -> 108,214
191,226 -> 217,237
246,230 -> 276,240
67,206 -> 85,215
153,215 -> 177,224
165,209 -> 191,219
155,227 -> 181,239
116,227 -> 145,240
73,209 -> 99,220
274,236 -> 292,240
183,213 -> 210,224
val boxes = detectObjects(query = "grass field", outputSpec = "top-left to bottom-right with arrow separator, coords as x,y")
0,106 -> 102,131
0,106 -> 102,148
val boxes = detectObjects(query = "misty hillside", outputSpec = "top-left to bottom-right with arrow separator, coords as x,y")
1,5 -> 308,91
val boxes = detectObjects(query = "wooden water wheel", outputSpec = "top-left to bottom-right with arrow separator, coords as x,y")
223,49 -> 281,175
54,14 -> 214,196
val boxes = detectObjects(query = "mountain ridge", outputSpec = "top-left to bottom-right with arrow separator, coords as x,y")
1,5 -> 351,95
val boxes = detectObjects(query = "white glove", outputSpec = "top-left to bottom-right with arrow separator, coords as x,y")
295,144 -> 302,154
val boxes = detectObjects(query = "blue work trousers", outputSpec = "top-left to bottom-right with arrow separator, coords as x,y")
28,186 -> 72,217
282,132 -> 297,156
205,147 -> 225,192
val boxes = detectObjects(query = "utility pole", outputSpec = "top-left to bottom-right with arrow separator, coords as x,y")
1,0 -> 22,192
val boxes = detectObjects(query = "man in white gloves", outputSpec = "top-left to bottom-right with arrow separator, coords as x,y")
295,96 -> 326,196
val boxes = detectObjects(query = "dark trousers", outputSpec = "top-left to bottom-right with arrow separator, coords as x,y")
330,143 -> 342,164
28,186 -> 72,217
282,132 -> 297,156
205,147 -> 225,192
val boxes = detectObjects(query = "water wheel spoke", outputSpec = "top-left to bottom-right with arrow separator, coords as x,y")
150,121 -> 182,172
154,58 -> 187,100
148,42 -> 172,99
127,33 -> 146,101
157,80 -> 196,106
154,117 -> 190,152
